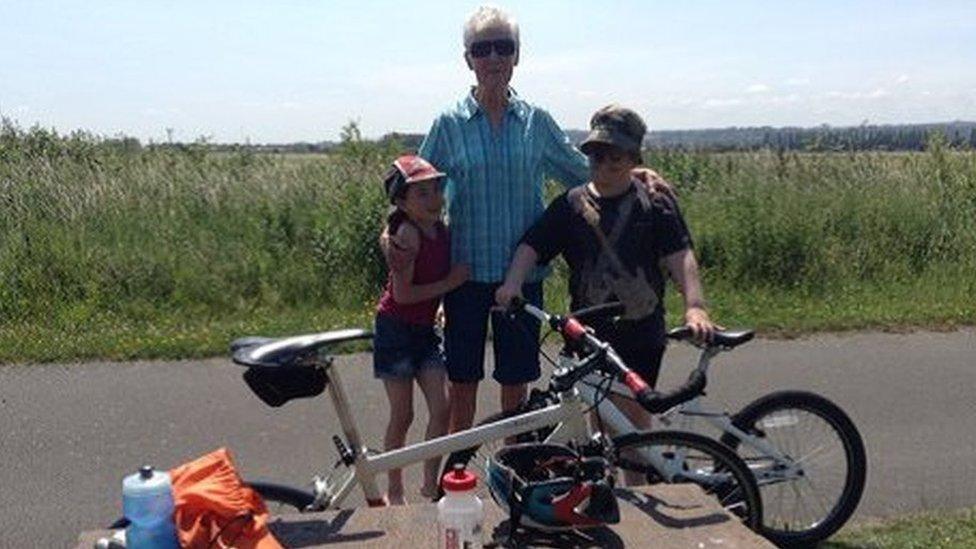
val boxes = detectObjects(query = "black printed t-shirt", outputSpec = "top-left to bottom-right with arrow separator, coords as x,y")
521,182 -> 692,347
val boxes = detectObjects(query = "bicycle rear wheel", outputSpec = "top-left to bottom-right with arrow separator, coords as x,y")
720,390 -> 866,547
107,480 -> 315,529
612,429 -> 763,531
248,480 -> 316,514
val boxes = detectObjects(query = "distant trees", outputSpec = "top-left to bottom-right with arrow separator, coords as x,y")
5,116 -> 973,155
640,122 -> 976,152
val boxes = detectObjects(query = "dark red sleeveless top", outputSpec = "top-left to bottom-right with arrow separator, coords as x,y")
376,221 -> 451,326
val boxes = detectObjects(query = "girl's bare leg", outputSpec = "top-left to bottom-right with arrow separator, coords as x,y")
383,378 -> 414,504
416,366 -> 450,498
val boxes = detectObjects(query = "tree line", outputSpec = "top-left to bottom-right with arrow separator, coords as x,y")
384,121 -> 976,153
5,117 -> 974,155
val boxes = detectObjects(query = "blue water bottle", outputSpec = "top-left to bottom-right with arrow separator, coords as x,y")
122,465 -> 179,549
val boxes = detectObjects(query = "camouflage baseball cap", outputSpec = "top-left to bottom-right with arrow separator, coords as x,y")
579,105 -> 646,159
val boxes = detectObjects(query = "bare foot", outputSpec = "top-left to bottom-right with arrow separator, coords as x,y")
387,492 -> 406,506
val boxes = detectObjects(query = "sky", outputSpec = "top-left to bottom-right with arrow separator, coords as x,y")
2,1 -> 974,143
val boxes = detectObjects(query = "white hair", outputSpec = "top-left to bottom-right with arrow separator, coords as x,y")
462,5 -> 520,49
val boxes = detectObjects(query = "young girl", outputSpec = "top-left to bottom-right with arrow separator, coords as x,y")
374,154 -> 469,504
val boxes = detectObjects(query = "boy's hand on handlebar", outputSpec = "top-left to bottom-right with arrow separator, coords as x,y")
494,282 -> 522,310
684,306 -> 717,344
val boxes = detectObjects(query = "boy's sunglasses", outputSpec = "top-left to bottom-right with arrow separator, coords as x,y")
586,147 -> 629,164
468,38 -> 517,59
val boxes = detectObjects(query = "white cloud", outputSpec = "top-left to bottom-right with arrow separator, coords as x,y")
353,60 -> 467,95
760,94 -> 801,105
1,104 -> 32,116
142,107 -> 182,117
825,88 -> 890,100
521,50 -> 609,75
703,98 -> 743,108
785,77 -> 810,86
746,83 -> 770,94
896,74 -> 910,84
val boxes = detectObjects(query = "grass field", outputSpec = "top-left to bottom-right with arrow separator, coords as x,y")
2,122 -> 975,362
828,507 -> 976,548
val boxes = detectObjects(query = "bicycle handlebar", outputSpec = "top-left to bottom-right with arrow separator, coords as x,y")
509,297 -> 705,413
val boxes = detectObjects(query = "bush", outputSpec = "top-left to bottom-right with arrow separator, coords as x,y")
2,119 -> 974,359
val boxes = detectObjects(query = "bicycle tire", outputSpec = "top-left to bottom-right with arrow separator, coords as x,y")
720,390 -> 866,547
249,480 -> 316,513
106,480 -> 315,529
612,429 -> 763,532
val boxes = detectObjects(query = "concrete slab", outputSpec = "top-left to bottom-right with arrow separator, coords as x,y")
77,485 -> 773,548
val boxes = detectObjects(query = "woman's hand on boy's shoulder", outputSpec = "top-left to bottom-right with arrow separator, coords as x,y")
446,263 -> 470,289
631,167 -> 675,199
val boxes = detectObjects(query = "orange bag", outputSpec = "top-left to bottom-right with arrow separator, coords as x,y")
169,448 -> 283,549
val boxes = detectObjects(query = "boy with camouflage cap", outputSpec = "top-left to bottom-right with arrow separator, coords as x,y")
495,105 -> 715,429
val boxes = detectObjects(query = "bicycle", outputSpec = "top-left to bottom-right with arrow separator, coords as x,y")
530,302 -> 867,547
210,304 -> 765,531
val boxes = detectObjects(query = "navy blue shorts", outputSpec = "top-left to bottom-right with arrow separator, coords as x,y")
372,314 -> 445,380
443,281 -> 542,385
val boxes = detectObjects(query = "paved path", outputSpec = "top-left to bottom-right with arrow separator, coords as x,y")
2,328 -> 974,547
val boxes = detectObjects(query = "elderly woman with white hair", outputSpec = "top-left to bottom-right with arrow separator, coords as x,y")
393,5 -> 674,434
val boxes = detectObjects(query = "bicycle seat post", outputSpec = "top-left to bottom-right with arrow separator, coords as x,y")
322,361 -> 366,463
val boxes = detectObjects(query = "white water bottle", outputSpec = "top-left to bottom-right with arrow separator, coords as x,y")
437,464 -> 484,549
122,466 -> 179,549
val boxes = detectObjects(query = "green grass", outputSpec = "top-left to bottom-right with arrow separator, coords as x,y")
2,121 -> 975,362
0,304 -> 376,363
827,508 -> 976,548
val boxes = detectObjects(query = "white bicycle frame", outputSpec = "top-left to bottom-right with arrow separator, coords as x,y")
576,345 -> 804,485
308,350 -> 702,510
312,360 -> 588,509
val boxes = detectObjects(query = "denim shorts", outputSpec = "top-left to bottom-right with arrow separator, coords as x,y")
373,314 -> 445,380
443,281 -> 543,385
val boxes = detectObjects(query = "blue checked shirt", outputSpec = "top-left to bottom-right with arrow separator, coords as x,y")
419,90 -> 590,283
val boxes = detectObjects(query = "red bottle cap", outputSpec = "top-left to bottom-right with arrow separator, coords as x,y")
442,464 -> 477,492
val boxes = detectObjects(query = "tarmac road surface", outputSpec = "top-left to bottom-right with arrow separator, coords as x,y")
1,327 -> 974,547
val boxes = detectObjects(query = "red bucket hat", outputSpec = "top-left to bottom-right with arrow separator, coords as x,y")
382,154 -> 446,204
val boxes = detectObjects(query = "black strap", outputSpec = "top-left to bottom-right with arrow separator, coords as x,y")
207,511 -> 254,548
569,186 -> 638,277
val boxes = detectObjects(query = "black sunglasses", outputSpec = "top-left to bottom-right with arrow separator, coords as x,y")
586,146 -> 629,164
468,38 -> 516,59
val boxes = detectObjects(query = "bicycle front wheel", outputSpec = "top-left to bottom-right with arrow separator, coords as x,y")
720,390 -> 866,547
612,430 -> 763,531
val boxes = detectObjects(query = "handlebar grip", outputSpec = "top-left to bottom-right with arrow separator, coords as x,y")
622,371 -> 649,394
635,369 -> 707,414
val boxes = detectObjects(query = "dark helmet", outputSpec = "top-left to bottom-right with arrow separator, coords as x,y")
487,443 -> 619,531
